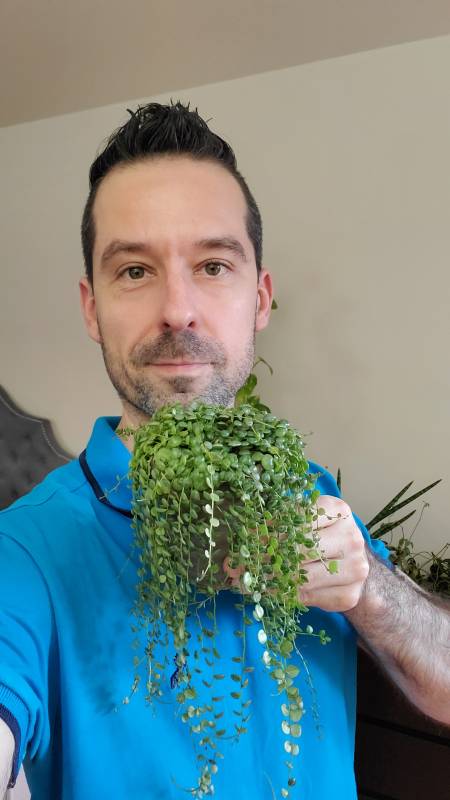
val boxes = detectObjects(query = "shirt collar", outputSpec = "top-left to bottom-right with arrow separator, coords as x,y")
85,416 -> 133,512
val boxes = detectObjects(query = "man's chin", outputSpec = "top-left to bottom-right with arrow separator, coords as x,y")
164,392 -> 199,406
130,390 -> 205,416
143,392 -> 234,415
124,372 -> 237,415
156,391 -> 225,408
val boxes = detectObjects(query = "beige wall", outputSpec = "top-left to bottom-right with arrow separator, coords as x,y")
1,35 -> 449,557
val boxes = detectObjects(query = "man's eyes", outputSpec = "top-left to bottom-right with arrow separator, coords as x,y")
200,261 -> 229,277
125,266 -> 146,280
121,261 -> 229,280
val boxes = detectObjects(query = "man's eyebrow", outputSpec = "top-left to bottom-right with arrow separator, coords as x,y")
100,239 -> 150,267
194,237 -> 248,263
100,236 -> 249,267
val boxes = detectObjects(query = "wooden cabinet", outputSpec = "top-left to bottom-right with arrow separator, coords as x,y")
355,648 -> 450,799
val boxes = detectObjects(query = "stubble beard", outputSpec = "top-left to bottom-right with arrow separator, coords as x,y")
99,325 -> 256,419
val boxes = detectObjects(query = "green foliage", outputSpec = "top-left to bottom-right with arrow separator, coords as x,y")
365,479 -> 442,537
234,357 -> 273,412
389,535 -> 449,594
119,401 -> 329,798
340,474 -> 448,596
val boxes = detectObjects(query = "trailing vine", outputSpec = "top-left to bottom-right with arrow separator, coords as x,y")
119,401 -> 331,798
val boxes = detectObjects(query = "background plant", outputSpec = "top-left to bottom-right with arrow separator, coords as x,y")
336,471 -> 448,596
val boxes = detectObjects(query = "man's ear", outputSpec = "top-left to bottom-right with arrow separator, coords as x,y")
79,276 -> 102,343
255,268 -> 274,332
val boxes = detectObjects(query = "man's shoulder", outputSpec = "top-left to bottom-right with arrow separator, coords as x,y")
308,460 -> 341,498
0,456 -> 88,539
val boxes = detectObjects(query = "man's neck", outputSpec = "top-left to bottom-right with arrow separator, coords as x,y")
116,406 -> 152,453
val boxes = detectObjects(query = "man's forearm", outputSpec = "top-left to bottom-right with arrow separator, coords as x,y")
345,546 -> 450,724
0,717 -> 14,798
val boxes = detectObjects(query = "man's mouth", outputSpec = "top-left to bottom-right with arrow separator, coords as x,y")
152,361 -> 209,365
148,361 -> 210,371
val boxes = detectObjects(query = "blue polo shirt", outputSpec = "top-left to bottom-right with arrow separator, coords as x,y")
0,417 -> 391,800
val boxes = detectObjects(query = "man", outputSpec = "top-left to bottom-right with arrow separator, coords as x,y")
0,101 -> 448,800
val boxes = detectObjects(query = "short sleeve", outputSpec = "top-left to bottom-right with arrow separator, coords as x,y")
309,461 -> 394,568
0,533 -> 55,784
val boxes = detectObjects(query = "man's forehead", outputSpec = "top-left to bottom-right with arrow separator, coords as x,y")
92,157 -> 252,259
95,155 -> 246,207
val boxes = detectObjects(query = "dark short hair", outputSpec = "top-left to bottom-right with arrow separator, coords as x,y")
81,100 -> 263,285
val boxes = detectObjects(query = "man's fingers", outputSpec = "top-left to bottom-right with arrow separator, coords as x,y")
299,558 -> 345,585
311,496 -> 352,530
223,556 -> 243,581
222,556 -> 275,592
298,544 -> 369,607
298,582 -> 365,613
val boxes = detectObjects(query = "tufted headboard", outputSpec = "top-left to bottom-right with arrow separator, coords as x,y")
0,385 -> 73,510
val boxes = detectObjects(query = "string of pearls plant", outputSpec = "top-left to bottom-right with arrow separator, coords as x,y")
119,401 -> 331,798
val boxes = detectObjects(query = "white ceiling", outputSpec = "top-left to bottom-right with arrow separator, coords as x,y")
2,0 -> 450,128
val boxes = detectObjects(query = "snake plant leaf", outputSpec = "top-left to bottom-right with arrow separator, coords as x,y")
365,480 -> 414,530
370,509 -> 417,540
366,479 -> 441,531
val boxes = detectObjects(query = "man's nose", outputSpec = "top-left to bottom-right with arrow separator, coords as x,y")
158,273 -> 197,331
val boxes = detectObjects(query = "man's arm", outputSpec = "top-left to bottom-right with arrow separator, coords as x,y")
0,717 -> 14,798
293,496 -> 450,725
345,546 -> 450,724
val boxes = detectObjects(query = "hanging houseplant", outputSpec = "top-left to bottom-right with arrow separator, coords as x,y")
118,401 -> 333,798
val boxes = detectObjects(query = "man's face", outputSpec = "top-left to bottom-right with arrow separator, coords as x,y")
79,156 -> 273,424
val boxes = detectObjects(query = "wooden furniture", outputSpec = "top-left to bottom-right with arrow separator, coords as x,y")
356,647 -> 450,799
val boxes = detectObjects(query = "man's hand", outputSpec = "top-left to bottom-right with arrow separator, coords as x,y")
223,495 -> 370,612
223,497 -> 450,724
296,496 -> 370,612
0,717 -> 14,797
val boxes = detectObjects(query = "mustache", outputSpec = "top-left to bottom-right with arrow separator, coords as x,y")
130,330 -> 227,367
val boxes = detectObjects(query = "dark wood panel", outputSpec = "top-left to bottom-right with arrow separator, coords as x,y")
355,718 -> 450,800
357,648 -> 450,739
